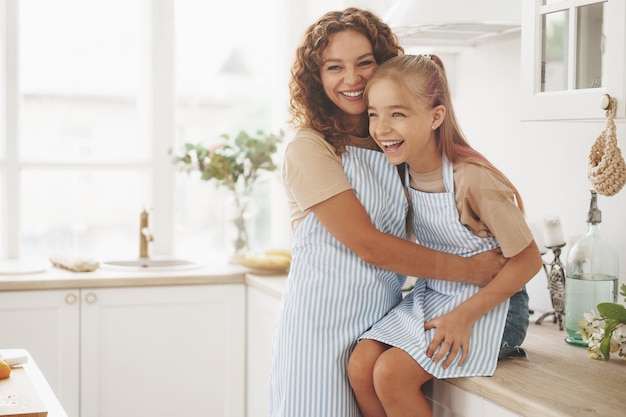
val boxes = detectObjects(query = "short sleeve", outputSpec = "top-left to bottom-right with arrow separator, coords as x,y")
455,163 -> 533,258
282,128 -> 353,229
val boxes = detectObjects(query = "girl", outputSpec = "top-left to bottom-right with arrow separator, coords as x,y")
348,54 -> 542,417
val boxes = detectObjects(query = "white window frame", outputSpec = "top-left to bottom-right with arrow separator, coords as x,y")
0,0 -> 176,259
520,0 -> 626,121
1,0 -> 20,258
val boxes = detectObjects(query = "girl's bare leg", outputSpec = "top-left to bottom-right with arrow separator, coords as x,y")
373,347 -> 434,417
348,339 -> 390,417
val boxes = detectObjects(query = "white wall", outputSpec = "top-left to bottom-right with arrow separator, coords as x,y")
444,34 -> 626,314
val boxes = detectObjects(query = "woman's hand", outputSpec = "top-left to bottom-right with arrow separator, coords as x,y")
424,310 -> 473,368
466,248 -> 507,286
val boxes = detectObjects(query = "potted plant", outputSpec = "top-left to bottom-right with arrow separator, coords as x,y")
170,129 -> 284,256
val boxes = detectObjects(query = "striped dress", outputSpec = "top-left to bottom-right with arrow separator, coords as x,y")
360,155 -> 510,378
269,146 -> 408,417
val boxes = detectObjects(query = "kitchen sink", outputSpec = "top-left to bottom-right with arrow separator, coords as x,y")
100,258 -> 204,272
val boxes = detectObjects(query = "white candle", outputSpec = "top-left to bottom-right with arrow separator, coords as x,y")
543,215 -> 565,248
530,221 -> 547,254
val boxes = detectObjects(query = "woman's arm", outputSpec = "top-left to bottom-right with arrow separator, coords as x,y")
424,240 -> 542,368
311,189 -> 505,286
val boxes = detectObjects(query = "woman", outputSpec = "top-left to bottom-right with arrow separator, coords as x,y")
269,9 -> 505,417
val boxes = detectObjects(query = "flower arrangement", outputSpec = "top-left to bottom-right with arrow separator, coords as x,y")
579,283 -> 626,360
169,129 -> 284,254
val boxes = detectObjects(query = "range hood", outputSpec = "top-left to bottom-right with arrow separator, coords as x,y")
384,0 -> 521,48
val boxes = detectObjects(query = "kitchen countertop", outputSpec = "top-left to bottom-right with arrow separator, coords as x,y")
246,274 -> 624,417
1,348 -> 68,417
4,271 -> 623,417
451,321 -> 625,417
0,262 -> 246,291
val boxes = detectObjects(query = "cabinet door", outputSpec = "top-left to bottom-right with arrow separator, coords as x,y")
79,284 -> 245,417
0,289 -> 80,417
483,399 -> 522,417
521,0 -> 626,120
246,286 -> 280,417
423,380 -> 482,417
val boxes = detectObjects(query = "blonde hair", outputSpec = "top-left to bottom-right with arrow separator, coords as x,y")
365,54 -> 524,212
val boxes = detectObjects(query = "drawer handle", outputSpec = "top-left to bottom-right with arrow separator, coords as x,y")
65,293 -> 77,305
85,293 -> 98,304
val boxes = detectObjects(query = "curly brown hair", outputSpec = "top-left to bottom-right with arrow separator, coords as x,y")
288,7 -> 403,155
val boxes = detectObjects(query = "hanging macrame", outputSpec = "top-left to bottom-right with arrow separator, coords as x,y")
588,96 -> 626,196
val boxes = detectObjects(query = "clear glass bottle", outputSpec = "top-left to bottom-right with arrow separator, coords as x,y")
565,190 -> 619,346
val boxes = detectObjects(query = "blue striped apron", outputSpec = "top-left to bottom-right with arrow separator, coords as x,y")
269,146 -> 409,417
361,155 -> 510,378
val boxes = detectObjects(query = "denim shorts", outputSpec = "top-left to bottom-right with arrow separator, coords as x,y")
499,287 -> 529,359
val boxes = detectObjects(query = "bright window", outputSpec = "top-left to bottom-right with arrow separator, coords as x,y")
1,0 -> 290,262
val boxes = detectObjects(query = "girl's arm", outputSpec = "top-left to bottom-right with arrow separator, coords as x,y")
311,189 -> 506,286
424,240 -> 542,368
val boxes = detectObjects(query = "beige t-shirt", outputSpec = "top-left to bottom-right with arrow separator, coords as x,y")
282,128 -> 378,231
409,161 -> 532,258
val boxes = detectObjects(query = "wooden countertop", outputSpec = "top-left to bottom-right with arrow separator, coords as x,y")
6,272 -> 623,416
0,263 -> 246,291
247,275 -> 624,417
447,321 -> 625,417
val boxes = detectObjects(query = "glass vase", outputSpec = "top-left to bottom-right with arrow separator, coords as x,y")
227,189 -> 255,259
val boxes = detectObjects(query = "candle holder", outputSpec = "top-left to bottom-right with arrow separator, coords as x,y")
534,243 -> 566,330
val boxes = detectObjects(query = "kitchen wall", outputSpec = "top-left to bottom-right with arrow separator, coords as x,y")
439,34 -> 626,314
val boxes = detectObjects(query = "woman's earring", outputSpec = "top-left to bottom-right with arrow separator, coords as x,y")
431,125 -> 436,130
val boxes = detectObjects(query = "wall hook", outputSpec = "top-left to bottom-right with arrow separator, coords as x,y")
600,93 -> 612,110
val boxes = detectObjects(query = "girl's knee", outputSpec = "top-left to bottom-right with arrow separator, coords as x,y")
373,349 -> 432,395
348,340 -> 384,387
371,352 -> 397,390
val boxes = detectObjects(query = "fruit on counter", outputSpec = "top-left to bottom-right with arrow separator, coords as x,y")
264,248 -> 292,262
239,248 -> 292,269
0,360 -> 10,380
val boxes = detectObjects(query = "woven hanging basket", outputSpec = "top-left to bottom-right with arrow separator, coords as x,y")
588,96 -> 626,196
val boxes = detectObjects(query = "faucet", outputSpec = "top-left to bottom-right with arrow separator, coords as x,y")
139,208 -> 154,258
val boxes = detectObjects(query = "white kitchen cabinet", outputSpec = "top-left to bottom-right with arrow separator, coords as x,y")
424,380 -> 521,417
482,399 -> 522,417
0,284 -> 245,417
246,285 -> 281,417
521,0 -> 626,120
425,380 -> 483,417
0,289 -> 81,417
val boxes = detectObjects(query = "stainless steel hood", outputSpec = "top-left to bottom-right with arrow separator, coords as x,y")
384,0 -> 521,48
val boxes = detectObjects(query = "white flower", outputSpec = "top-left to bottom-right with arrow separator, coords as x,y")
578,284 -> 626,361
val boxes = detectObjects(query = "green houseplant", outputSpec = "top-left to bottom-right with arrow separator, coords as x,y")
170,129 -> 284,255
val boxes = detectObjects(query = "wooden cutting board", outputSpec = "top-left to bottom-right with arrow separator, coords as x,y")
0,366 -> 48,417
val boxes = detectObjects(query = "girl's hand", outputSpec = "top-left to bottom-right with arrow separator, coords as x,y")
424,311 -> 473,368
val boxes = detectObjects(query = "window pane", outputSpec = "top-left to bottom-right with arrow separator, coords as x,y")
19,0 -> 145,162
576,2 -> 605,89
173,0 -> 287,258
542,10 -> 569,92
21,169 -> 151,259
